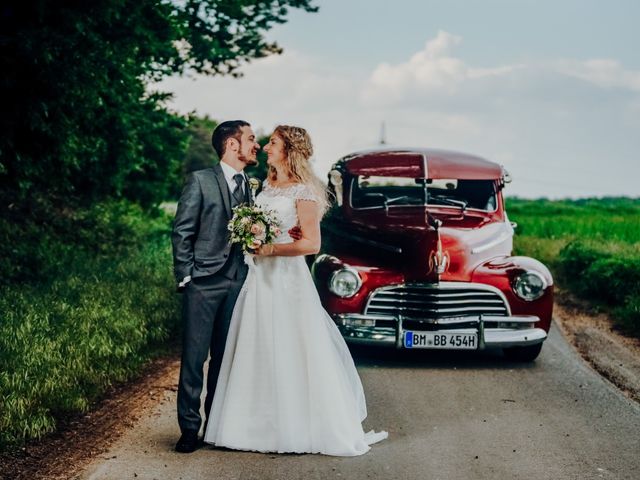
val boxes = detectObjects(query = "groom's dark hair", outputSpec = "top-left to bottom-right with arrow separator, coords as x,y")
212,120 -> 251,158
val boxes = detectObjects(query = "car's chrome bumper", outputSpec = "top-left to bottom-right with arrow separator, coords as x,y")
334,313 -> 547,349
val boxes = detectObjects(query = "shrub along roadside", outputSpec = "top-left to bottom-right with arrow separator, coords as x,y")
508,197 -> 640,337
0,201 -> 180,451
558,241 -> 640,335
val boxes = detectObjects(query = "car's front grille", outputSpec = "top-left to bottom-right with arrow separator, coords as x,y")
364,283 -> 509,321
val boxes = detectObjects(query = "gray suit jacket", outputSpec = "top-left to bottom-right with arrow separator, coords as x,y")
171,164 -> 250,284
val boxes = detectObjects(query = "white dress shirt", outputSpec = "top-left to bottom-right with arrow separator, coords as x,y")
219,160 -> 247,196
179,162 -> 246,288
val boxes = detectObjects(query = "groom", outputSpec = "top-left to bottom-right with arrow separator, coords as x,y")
171,120 -> 259,453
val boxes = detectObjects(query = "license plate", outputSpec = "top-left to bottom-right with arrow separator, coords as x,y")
404,331 -> 477,350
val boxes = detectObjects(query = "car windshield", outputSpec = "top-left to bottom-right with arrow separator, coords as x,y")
351,176 -> 497,211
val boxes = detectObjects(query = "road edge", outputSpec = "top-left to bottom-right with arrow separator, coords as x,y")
553,290 -> 640,404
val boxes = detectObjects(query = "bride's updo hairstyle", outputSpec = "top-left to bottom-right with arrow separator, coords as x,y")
269,125 -> 329,214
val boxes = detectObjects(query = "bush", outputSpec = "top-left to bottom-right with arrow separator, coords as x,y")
509,198 -> 640,337
0,201 -> 180,450
557,241 -> 602,290
557,241 -> 640,334
0,195 -> 168,286
615,297 -> 640,336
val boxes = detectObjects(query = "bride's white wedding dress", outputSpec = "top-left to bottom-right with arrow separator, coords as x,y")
203,181 -> 387,456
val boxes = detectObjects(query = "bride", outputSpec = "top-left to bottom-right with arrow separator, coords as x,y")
203,125 -> 387,456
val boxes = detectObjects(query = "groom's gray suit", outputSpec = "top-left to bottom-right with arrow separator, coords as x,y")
172,162 -> 250,434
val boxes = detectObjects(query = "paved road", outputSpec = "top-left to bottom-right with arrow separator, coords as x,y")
79,323 -> 640,480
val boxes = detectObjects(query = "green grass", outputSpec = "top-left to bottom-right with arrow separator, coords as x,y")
0,200 -> 180,451
507,196 -> 640,335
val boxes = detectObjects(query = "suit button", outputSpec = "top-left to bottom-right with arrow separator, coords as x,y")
223,253 -> 228,258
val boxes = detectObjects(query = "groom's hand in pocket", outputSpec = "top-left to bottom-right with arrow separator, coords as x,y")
176,275 -> 191,293
288,225 -> 303,240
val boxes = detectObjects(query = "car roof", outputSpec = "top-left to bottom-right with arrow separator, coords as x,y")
336,147 -> 504,180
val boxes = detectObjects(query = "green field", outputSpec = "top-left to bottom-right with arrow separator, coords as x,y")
506,197 -> 640,335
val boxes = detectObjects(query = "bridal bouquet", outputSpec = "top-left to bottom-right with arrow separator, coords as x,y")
228,204 -> 281,253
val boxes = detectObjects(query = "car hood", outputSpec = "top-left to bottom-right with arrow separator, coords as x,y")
323,209 -> 512,282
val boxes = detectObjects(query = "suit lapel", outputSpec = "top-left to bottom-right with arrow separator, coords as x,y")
213,163 -> 232,218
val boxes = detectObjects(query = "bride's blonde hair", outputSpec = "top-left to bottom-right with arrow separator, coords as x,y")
268,125 -> 329,214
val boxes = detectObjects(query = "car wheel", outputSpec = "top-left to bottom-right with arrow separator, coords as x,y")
503,343 -> 543,362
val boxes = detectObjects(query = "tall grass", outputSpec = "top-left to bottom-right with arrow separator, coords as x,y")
507,197 -> 640,246
507,197 -> 640,335
0,200 -> 180,450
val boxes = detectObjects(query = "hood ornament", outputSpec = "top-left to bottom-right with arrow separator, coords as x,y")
428,217 -> 450,275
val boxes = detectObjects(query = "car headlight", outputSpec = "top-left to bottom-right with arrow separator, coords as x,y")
328,267 -> 362,298
513,271 -> 547,301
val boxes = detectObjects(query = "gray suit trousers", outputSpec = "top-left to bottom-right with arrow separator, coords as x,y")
177,260 -> 247,434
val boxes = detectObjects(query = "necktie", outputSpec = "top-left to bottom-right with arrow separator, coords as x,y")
232,173 -> 245,206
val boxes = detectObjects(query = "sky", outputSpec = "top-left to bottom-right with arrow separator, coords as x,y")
155,0 -> 640,198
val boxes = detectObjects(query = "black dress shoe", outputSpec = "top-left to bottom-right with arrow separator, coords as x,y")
175,430 -> 199,453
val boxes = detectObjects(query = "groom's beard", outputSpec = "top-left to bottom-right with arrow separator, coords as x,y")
238,142 -> 258,166
240,153 -> 258,166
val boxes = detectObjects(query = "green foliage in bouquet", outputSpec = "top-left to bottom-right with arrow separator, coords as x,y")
228,204 -> 281,253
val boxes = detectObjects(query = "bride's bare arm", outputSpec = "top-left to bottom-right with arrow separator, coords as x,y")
256,199 -> 321,257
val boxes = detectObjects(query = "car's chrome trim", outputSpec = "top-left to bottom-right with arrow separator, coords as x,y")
512,270 -> 548,301
368,304 -> 507,314
483,328 -> 547,347
372,291 -> 500,299
334,312 -> 546,348
370,297 -> 506,305
470,226 -> 513,254
328,266 -> 363,298
363,282 -> 511,317
422,153 -> 429,184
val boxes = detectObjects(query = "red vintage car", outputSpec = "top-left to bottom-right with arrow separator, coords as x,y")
312,148 -> 553,361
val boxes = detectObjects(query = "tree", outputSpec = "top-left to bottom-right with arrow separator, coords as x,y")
0,1 -> 318,208
183,116 -> 219,175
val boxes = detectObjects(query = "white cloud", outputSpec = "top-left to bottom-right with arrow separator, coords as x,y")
361,30 -> 523,106
361,29 -> 640,109
556,58 -> 640,91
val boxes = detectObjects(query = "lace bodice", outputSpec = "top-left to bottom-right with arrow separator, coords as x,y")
256,181 -> 319,243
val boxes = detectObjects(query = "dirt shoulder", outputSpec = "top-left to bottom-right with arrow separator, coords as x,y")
553,289 -> 640,403
0,351 -> 181,480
